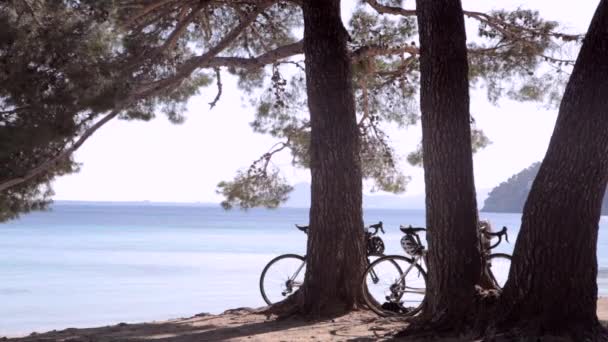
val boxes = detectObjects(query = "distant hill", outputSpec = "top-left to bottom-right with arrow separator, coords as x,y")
54,200 -> 218,206
481,163 -> 541,213
482,162 -> 608,213
285,182 -> 490,210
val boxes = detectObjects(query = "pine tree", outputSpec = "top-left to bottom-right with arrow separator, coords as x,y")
408,0 -> 481,333
496,1 -> 608,339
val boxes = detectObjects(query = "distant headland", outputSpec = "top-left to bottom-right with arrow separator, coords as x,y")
482,162 -> 608,214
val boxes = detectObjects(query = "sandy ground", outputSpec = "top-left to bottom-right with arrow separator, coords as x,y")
5,299 -> 608,342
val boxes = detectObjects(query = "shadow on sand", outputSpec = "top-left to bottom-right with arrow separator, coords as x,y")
6,309 -> 376,342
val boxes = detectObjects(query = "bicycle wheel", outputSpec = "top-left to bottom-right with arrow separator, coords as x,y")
486,253 -> 512,289
362,255 -> 426,317
259,254 -> 306,305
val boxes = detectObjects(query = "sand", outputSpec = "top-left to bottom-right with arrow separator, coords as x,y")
5,299 -> 608,342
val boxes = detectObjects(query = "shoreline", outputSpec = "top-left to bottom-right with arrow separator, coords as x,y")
5,298 -> 608,341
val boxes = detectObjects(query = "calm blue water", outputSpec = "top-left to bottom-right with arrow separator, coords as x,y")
1,202 -> 608,336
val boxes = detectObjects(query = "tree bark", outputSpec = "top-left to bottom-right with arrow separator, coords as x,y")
296,0 -> 366,316
496,1 -> 608,340
412,0 -> 482,332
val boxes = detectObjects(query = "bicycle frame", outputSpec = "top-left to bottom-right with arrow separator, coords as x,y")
396,252 -> 427,295
366,256 -> 384,283
263,221 -> 391,304
363,224 -> 510,316
288,256 -> 383,288
290,258 -> 306,283
283,223 -> 388,289
284,257 -> 307,294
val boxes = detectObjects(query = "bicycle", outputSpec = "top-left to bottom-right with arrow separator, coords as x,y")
259,221 -> 393,305
361,223 -> 512,317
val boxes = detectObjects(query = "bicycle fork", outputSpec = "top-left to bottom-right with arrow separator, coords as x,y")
390,254 -> 426,301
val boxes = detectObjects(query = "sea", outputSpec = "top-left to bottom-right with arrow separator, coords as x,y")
1,202 -> 608,336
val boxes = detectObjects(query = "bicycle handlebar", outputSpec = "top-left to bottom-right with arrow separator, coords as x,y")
400,225 -> 426,234
481,226 -> 509,249
367,221 -> 384,235
295,222 -> 385,236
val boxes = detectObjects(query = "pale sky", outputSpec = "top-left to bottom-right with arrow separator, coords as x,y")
52,0 -> 598,203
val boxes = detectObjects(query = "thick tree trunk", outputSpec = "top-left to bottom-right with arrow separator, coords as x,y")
294,0 -> 366,316
496,1 -> 608,340
412,0 -> 482,333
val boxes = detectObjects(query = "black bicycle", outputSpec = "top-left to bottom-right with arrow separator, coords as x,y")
259,221 -> 393,305
362,224 -> 512,317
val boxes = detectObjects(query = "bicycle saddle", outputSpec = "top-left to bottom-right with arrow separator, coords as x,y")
400,225 -> 426,234
295,224 -> 309,233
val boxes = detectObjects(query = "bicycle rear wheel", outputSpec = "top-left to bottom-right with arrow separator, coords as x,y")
362,255 -> 426,317
486,253 -> 512,289
259,254 -> 306,305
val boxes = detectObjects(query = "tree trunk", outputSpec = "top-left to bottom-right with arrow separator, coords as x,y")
412,0 -> 482,332
496,1 -> 608,340
296,0 -> 367,316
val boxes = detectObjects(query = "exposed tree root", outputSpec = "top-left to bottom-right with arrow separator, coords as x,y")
392,301 -> 482,341
395,301 -> 608,342
260,289 -> 367,321
394,287 -> 503,340
484,318 -> 608,342
259,291 -> 302,318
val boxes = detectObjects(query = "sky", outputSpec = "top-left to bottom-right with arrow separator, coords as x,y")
51,0 -> 598,203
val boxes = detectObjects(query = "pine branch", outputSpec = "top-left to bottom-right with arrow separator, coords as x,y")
206,40 -> 303,69
21,0 -> 42,26
209,67 -> 223,109
122,0 -> 181,28
363,0 -> 416,16
352,44 -> 419,62
134,0 -> 275,99
157,2 -> 207,55
363,0 -> 583,41
0,108 -> 123,192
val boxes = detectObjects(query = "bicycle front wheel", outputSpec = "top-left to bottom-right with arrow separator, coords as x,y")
486,253 -> 512,289
259,254 -> 306,305
362,255 -> 426,317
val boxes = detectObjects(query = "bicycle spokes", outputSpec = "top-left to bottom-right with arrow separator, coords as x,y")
260,255 -> 306,305
363,255 -> 426,317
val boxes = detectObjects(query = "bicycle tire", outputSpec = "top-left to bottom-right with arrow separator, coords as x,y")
362,255 -> 427,317
259,254 -> 306,305
486,253 -> 512,290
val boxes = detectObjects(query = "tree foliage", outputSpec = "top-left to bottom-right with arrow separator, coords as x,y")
214,0 -> 582,209
0,0 -> 120,220
216,143 -> 293,210
0,0 -> 209,221
0,0 -> 584,217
